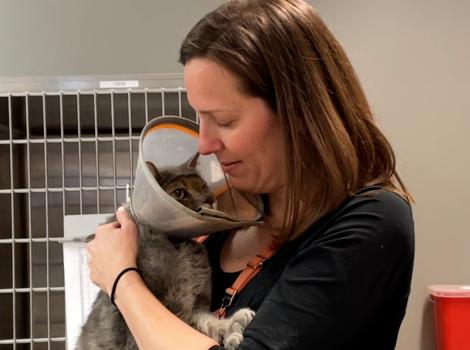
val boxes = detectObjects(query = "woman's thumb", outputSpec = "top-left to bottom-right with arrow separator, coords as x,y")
116,206 -> 131,226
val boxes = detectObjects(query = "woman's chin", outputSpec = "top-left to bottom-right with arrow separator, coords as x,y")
226,177 -> 254,193
228,178 -> 266,195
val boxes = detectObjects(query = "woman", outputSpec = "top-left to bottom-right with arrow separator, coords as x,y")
87,0 -> 414,349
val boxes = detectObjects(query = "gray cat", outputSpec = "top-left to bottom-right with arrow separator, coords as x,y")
76,153 -> 255,350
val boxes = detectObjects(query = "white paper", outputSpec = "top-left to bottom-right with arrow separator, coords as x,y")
63,214 -> 111,350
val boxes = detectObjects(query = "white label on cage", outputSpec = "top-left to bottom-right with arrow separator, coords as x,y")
99,80 -> 139,88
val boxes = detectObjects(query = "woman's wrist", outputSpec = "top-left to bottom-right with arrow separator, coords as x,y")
112,269 -> 144,306
109,267 -> 142,306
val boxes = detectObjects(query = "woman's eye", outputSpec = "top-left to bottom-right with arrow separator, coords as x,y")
216,120 -> 235,127
172,189 -> 187,200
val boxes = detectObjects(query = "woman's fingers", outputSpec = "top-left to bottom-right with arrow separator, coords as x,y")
86,207 -> 140,295
95,220 -> 120,235
116,207 -> 137,233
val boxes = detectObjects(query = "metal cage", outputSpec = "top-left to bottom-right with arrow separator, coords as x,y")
0,75 -> 195,350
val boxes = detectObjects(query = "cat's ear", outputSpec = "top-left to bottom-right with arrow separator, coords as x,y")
146,161 -> 163,183
186,152 -> 200,169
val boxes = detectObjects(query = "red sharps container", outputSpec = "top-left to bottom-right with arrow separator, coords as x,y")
429,285 -> 470,350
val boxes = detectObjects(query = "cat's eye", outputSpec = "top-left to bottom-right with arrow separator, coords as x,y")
172,188 -> 187,200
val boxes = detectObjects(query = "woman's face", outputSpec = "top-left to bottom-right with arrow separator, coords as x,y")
184,58 -> 286,195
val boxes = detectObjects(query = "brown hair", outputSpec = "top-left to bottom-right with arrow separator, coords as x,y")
179,0 -> 412,241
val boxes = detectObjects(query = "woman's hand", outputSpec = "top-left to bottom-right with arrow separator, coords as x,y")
86,206 -> 139,296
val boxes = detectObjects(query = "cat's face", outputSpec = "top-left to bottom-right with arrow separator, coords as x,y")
146,154 -> 214,211
159,172 -> 214,211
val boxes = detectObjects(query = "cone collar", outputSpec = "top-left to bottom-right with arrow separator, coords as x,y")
130,116 -> 264,239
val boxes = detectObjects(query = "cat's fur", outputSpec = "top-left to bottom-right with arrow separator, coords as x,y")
76,154 -> 255,350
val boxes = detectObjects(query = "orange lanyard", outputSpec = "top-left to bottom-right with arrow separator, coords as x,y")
194,235 -> 279,319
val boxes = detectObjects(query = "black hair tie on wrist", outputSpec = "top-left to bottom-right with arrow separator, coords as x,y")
110,267 -> 142,307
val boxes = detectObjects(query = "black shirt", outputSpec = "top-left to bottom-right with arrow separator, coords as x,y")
204,186 -> 415,349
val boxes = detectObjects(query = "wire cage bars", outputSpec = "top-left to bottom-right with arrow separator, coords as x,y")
0,76 -> 196,350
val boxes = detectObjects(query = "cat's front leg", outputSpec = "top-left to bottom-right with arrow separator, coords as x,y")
192,311 -> 230,343
192,308 -> 255,349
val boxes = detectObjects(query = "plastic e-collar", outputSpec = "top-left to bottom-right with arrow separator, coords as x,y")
129,116 -> 264,239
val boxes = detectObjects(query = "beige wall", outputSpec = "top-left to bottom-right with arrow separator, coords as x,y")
312,0 -> 470,349
0,0 -> 223,76
1,0 -> 469,349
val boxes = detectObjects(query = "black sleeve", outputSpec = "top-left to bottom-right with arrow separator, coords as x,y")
210,190 -> 414,350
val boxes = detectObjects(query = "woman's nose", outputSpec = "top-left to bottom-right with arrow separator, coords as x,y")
197,119 -> 223,155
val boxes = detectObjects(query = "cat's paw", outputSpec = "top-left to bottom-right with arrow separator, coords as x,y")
230,308 -> 256,327
223,308 -> 256,349
224,332 -> 244,350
